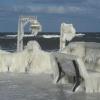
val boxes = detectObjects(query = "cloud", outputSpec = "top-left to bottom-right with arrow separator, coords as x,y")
0,0 -> 100,32
0,5 -> 78,14
87,0 -> 100,6
81,0 -> 100,18
20,0 -> 69,4
0,0 -> 100,18
11,5 -> 87,14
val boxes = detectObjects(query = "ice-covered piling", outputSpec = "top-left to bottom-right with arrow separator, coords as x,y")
60,41 -> 100,93
60,23 -> 76,50
75,58 -> 100,93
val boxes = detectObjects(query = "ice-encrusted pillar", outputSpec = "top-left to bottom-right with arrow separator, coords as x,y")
60,23 -> 76,50
17,16 -> 42,52
76,57 -> 100,93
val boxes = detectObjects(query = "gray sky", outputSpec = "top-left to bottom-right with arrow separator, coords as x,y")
0,0 -> 100,32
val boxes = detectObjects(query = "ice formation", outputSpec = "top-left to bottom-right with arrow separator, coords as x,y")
53,52 -> 77,84
60,23 -> 76,50
61,42 -> 85,58
61,42 -> 100,72
42,35 -> 59,38
0,50 -> 11,72
0,46 -> 34,72
25,40 -> 61,84
75,58 -> 100,93
60,41 -> 100,93
0,40 -> 60,83
26,41 -> 58,74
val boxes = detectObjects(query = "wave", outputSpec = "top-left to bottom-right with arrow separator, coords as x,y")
75,33 -> 85,37
42,35 -> 60,38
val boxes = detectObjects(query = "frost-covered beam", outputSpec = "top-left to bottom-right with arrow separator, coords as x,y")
17,16 -> 42,52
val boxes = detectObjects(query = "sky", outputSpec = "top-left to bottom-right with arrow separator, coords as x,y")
0,0 -> 100,32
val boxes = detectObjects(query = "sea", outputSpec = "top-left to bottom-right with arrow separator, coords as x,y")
0,32 -> 100,100
0,32 -> 100,52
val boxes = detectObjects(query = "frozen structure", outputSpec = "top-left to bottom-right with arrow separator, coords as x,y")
0,45 -> 35,72
25,41 -> 69,84
26,41 -> 59,75
61,42 -> 85,58
17,16 -> 42,52
60,42 -> 100,93
60,23 -> 76,50
53,52 -> 77,84
75,57 -> 100,93
61,42 -> 100,72
0,50 -> 11,72
0,40 -> 60,83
